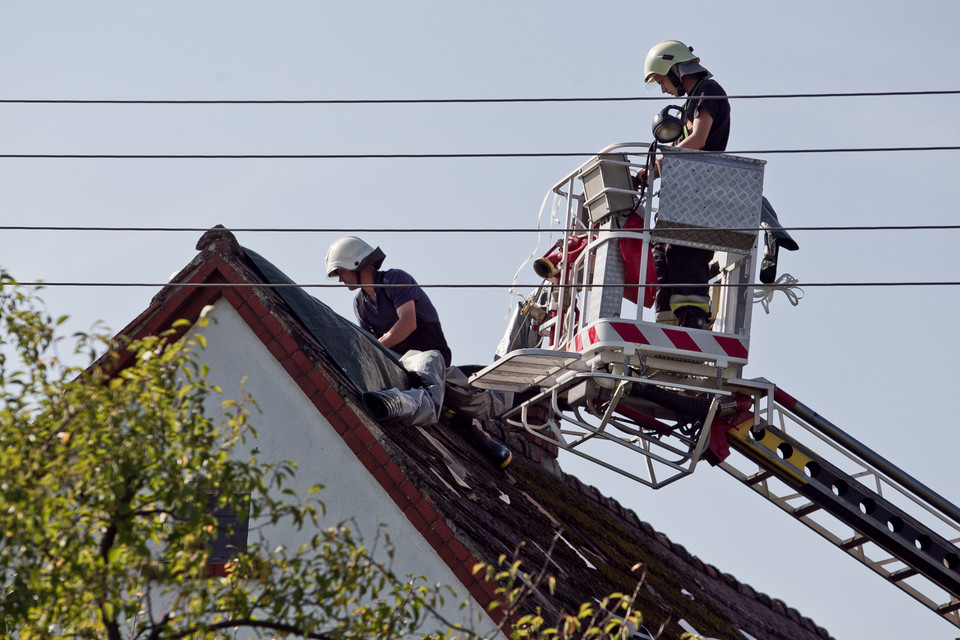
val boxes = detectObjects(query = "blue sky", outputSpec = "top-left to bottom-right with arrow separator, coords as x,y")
2,2 -> 960,638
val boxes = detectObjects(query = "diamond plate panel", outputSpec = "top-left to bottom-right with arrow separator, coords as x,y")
587,233 -> 626,322
654,152 -> 765,254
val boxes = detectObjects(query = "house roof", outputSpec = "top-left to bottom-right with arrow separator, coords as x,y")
117,226 -> 835,640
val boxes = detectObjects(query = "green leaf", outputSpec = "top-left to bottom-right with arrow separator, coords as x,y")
107,546 -> 123,564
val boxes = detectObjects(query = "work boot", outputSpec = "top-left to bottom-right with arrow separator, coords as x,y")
759,242 -> 780,284
674,305 -> 710,330
448,415 -> 512,469
759,196 -> 799,284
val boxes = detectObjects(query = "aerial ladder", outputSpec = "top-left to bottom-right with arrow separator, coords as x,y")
467,143 -> 960,629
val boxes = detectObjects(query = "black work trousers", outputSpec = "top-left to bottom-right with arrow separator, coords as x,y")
651,242 -> 714,313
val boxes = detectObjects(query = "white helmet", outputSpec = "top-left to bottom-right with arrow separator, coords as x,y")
325,236 -> 386,277
643,40 -> 699,83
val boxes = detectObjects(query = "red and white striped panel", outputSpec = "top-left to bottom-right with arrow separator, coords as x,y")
565,319 -> 749,364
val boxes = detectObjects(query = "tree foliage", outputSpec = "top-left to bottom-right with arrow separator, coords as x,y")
0,273 -> 648,640
473,543 -> 651,640
0,275 -> 463,639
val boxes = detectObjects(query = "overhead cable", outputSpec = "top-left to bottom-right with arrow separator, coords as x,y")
11,281 -> 960,289
1,89 -> 959,104
3,224 -> 960,233
3,146 -> 960,160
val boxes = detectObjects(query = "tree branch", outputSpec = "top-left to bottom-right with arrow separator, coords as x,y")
159,618 -> 336,640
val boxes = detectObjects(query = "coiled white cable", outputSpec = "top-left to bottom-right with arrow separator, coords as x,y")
753,273 -> 803,314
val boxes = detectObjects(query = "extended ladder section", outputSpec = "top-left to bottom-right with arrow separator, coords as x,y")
721,385 -> 960,629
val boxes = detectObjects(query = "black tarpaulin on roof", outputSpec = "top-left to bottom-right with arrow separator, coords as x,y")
243,247 -> 412,394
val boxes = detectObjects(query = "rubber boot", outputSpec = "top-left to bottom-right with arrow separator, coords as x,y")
759,196 -> 800,284
759,232 -> 781,284
448,414 -> 512,469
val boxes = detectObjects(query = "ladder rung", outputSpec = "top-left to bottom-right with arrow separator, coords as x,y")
792,502 -> 821,519
888,567 -> 919,582
841,534 -> 868,551
746,470 -> 773,486
938,600 -> 960,614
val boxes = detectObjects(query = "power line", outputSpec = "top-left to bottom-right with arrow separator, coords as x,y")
11,281 -> 960,289
0,152 -> 587,159
1,89 -> 959,104
2,146 -> 960,160
2,224 -> 960,233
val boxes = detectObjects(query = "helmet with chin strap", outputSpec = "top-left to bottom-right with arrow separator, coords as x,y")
643,40 -> 709,95
325,235 -> 386,277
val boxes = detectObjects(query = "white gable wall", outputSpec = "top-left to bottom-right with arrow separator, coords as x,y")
188,299 -> 491,634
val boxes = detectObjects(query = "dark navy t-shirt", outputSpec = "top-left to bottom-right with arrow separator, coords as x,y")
354,269 -> 451,364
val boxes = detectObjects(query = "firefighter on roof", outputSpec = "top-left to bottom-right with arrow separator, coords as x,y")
325,236 -> 452,366
325,236 -> 511,468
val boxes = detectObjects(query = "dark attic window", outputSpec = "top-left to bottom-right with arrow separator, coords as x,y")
207,493 -> 250,576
